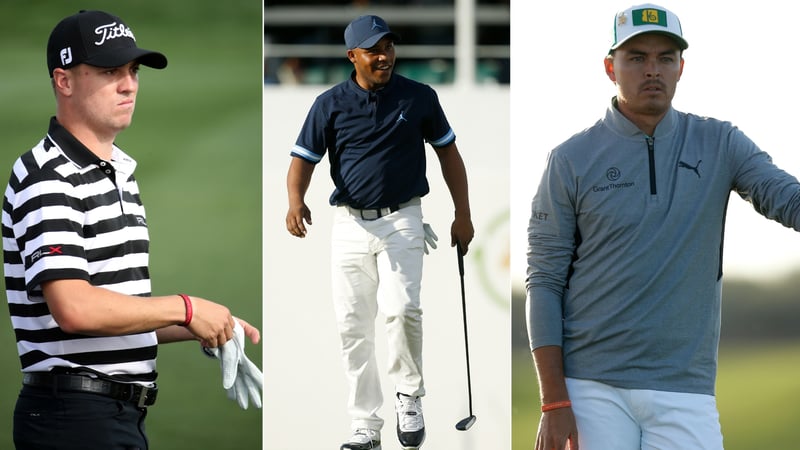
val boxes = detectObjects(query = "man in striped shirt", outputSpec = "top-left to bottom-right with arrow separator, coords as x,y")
2,10 -> 260,450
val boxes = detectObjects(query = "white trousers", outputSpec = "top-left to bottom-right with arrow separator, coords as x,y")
331,202 -> 426,432
566,378 -> 724,450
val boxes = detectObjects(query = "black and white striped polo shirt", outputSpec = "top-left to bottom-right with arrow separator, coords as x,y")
2,117 -> 157,381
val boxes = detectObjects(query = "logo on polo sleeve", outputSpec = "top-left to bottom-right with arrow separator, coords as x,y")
30,245 -> 64,263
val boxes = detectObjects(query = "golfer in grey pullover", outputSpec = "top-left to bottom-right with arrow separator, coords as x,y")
529,97 -> 800,395
526,3 -> 800,450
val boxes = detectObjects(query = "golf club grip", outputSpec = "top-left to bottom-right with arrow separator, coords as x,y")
457,242 -> 464,276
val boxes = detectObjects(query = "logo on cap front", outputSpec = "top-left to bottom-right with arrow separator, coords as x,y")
93,22 -> 135,46
633,8 -> 667,27
60,47 -> 73,65
371,18 -> 384,31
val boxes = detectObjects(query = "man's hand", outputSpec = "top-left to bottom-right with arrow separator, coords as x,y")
536,407 -> 579,450
185,296 -> 236,348
286,203 -> 312,238
450,214 -> 474,255
423,223 -> 438,254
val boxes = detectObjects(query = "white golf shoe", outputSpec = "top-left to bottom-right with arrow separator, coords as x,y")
340,428 -> 381,450
395,393 -> 425,449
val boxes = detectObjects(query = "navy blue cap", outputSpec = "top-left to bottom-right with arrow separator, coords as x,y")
47,10 -> 167,77
344,15 -> 400,49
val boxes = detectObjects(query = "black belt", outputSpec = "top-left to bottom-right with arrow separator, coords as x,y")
345,197 -> 420,221
350,204 -> 400,220
22,372 -> 158,408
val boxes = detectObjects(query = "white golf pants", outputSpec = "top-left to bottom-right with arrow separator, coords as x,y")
566,377 -> 724,449
331,202 -> 426,432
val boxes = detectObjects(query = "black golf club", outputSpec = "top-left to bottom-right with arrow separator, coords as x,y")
455,242 -> 476,431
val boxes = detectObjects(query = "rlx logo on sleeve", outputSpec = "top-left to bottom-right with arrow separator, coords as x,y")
30,245 -> 64,263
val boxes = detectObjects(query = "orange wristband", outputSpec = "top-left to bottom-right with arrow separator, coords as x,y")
178,294 -> 193,326
541,400 -> 572,412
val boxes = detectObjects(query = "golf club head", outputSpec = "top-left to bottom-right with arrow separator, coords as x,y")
455,415 -> 476,431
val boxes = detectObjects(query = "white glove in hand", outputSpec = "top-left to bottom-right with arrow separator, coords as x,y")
225,352 -> 263,409
204,321 -> 263,409
423,223 -> 438,255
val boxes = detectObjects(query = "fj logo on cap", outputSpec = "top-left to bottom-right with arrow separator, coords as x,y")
59,47 -> 73,65
93,22 -> 135,46
633,8 -> 667,27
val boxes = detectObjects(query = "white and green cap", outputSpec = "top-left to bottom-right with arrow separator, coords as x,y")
610,3 -> 688,52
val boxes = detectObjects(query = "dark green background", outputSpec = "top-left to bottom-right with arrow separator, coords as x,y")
0,2 -> 263,448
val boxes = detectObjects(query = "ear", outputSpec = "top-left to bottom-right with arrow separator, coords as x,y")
678,57 -> 685,81
346,49 -> 356,64
604,56 -> 617,83
52,68 -> 72,96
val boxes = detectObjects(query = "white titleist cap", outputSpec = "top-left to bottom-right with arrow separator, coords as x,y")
610,3 -> 688,52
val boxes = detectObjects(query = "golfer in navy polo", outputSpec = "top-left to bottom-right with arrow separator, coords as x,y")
286,14 -> 474,450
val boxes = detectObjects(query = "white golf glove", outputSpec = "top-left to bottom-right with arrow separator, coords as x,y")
423,223 -> 438,254
204,320 -> 263,409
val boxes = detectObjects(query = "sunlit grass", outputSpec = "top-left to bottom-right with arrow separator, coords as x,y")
512,343 -> 800,449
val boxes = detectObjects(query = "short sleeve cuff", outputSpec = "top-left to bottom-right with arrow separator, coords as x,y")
290,145 -> 322,163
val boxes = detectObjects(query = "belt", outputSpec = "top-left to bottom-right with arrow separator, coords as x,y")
23,372 -> 158,408
345,197 -> 421,221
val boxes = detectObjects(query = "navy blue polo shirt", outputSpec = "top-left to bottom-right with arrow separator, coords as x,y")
291,72 -> 455,209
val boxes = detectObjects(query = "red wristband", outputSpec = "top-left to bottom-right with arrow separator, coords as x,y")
541,400 -> 572,412
178,294 -> 192,326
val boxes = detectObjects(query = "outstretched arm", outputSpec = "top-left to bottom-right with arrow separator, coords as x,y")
433,142 -> 474,253
43,279 -> 236,348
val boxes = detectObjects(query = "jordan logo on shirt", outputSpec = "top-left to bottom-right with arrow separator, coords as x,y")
678,160 -> 702,178
396,111 -> 408,124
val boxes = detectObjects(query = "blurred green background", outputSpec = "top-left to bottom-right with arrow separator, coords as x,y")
0,2 -> 263,449
511,277 -> 800,449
